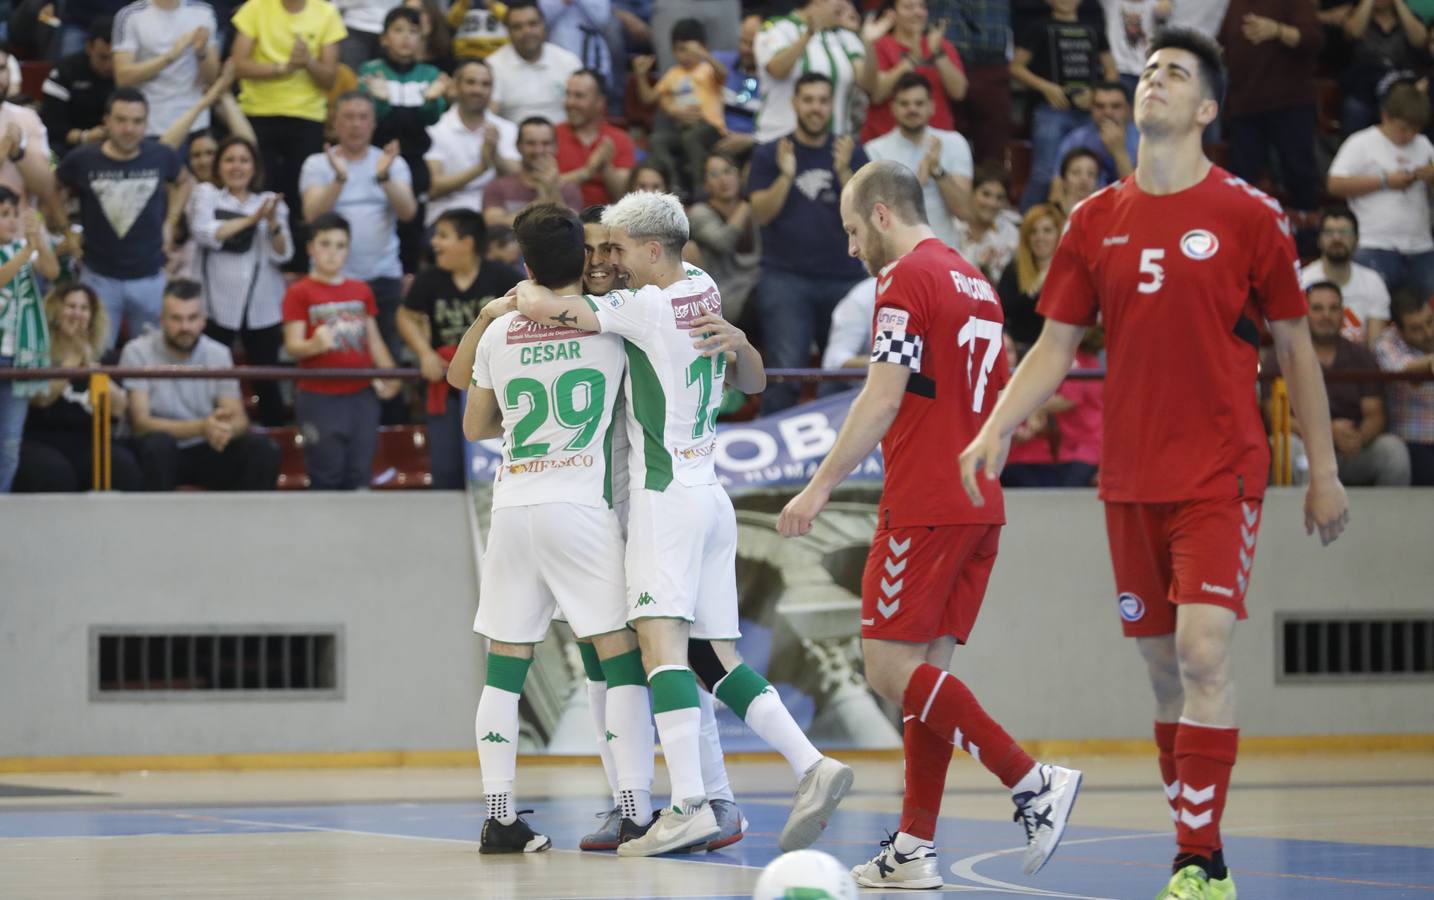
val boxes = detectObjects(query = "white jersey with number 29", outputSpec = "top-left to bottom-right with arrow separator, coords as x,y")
472,310 -> 627,510
584,266 -> 726,492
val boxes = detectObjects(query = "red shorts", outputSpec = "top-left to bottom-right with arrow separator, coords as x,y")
1104,498 -> 1261,637
860,524 -> 1000,643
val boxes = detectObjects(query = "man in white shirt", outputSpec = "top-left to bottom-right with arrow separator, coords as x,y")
863,73 -> 972,248
820,275 -> 875,370
1328,81 -> 1434,300
753,0 -> 866,141
300,92 -> 418,360
487,3 -> 584,125
425,58 -> 520,228
1299,207 -> 1392,347
112,0 -> 220,138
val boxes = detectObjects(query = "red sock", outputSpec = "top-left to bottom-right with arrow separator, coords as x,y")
1155,721 -> 1180,820
903,664 -> 1035,789
1174,721 -> 1239,857
899,718 -> 953,842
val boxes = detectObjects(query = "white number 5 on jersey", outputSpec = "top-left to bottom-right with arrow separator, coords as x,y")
1138,248 -> 1165,294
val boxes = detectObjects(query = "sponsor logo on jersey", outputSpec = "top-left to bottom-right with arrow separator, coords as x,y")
1117,592 -> 1145,622
1103,234 -> 1130,246
671,286 -> 722,328
506,316 -> 589,343
1200,582 -> 1235,598
636,591 -> 655,606
504,454 -> 595,475
479,731 -> 510,743
949,268 -> 998,304
599,291 -> 627,309
1180,229 -> 1220,260
875,306 -> 910,332
675,441 -> 716,460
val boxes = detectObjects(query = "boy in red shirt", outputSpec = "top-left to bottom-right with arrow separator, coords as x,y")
282,213 -> 401,489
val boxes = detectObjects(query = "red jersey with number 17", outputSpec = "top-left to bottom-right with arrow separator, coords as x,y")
1038,166 -> 1308,503
872,237 -> 1008,527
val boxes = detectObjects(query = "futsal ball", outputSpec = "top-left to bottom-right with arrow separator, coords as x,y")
752,849 -> 858,900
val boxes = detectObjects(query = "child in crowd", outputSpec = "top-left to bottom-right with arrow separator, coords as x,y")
643,19 -> 727,198
360,6 -> 452,270
282,213 -> 400,490
397,208 -> 519,489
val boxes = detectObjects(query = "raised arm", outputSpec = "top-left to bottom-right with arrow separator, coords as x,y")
514,280 -> 603,332
447,296 -> 518,389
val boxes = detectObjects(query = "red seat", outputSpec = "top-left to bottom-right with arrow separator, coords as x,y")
253,423 -> 434,489
19,61 -> 50,104
370,425 -> 432,489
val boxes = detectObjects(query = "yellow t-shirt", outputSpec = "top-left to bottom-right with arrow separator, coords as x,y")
233,0 -> 348,122
448,0 -> 510,60
656,62 -> 724,132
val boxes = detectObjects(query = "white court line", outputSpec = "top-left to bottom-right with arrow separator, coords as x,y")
946,830 -> 1170,900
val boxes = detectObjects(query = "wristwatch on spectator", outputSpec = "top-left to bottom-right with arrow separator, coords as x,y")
8,135 -> 26,163
930,165 -> 945,180
376,170 -> 391,183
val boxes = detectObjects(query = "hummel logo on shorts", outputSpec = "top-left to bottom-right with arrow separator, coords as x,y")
636,592 -> 655,606
480,732 -> 510,743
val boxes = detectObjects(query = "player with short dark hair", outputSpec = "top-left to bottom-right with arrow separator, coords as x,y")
961,28 -> 1350,900
778,158 -> 1083,890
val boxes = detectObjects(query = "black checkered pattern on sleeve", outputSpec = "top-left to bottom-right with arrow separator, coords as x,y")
871,331 -> 923,370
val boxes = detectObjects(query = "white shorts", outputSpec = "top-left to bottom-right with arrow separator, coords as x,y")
475,503 -> 629,643
625,483 -> 740,640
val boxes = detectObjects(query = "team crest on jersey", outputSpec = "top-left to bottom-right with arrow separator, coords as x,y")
1180,230 -> 1219,260
1118,592 -> 1145,622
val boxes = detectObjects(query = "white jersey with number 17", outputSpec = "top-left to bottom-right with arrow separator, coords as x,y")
472,310 -> 627,510
584,266 -> 726,492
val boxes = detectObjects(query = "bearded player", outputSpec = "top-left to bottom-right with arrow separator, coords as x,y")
960,30 -> 1350,900
778,159 -> 1082,890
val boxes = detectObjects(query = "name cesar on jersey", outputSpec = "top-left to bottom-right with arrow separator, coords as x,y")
520,341 -> 582,366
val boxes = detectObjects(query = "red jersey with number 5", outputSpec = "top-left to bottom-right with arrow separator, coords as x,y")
871,237 -> 1008,527
1038,166 -> 1308,503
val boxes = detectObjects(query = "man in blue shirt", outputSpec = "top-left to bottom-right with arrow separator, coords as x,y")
1053,81 -> 1138,189
748,71 -> 868,412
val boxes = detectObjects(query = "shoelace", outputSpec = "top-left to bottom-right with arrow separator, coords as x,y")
592,807 -> 620,822
1013,801 -> 1037,841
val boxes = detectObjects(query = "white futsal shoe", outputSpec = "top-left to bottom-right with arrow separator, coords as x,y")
779,757 -> 855,851
615,797 -> 719,857
851,834 -> 944,890
1012,763 -> 1083,875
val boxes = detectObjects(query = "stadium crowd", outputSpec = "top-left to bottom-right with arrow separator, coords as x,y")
0,0 -> 1432,493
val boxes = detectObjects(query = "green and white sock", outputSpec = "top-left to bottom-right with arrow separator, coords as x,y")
716,663 -> 823,778
476,652 -> 531,822
601,648 -> 654,823
649,665 -> 706,806
578,642 -> 622,809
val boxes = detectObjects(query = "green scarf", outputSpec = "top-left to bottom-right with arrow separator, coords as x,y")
0,242 -> 51,398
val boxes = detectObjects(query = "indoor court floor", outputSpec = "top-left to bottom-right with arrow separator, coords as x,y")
1,752 -> 1432,899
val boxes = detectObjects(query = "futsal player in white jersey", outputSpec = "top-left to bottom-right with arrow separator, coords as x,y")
569,206 -> 748,853
517,191 -> 855,858
462,204 -> 656,853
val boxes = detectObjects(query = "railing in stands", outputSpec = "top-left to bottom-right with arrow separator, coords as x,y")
1,366 -> 1429,490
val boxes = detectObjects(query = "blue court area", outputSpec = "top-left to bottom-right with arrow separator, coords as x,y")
2,790 -> 1431,898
